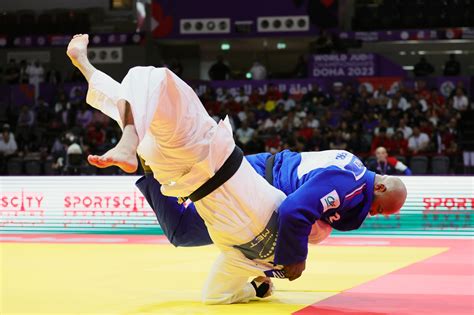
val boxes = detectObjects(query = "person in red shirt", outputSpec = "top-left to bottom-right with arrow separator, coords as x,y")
391,131 -> 409,156
371,127 -> 393,153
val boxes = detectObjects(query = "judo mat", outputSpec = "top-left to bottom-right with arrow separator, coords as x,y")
1,234 -> 472,315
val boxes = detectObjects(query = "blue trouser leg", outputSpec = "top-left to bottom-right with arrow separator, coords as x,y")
135,174 -> 213,247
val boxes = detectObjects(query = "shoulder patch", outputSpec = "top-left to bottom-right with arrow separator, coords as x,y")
320,189 -> 341,212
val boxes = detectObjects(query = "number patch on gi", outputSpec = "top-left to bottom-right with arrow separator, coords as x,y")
320,190 -> 340,212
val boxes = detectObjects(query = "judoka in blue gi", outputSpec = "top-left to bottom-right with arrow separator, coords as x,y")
136,149 -> 407,284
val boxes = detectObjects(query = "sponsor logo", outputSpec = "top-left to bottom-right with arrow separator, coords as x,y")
320,190 -> 340,212
422,197 -> 474,214
0,190 -> 45,226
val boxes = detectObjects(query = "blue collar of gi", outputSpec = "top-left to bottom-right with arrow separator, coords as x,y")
358,170 -> 376,225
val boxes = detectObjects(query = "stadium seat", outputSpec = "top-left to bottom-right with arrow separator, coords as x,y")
65,153 -> 84,175
410,156 -> 429,174
7,158 -> 23,175
24,159 -> 42,175
43,159 -> 56,175
431,155 -> 450,174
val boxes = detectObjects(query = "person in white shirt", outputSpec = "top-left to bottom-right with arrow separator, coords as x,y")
387,91 -> 409,111
408,126 -> 430,154
26,60 -> 45,98
277,93 -> 296,112
452,88 -> 469,111
306,112 -> 320,129
397,119 -> 413,139
234,88 -> 249,104
0,124 -> 18,156
249,61 -> 267,80
236,121 -> 255,146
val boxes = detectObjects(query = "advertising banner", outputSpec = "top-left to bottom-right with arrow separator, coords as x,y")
308,53 -> 406,78
1,176 -> 473,237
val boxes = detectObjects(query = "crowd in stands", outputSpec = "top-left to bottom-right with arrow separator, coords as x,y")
0,60 -> 471,175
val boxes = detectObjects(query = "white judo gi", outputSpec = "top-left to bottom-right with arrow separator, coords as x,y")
86,67 -> 286,304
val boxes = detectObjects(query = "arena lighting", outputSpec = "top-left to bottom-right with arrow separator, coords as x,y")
399,51 -> 406,55
453,50 -> 463,54
277,42 -> 287,49
418,51 -> 426,55
257,16 -> 309,32
246,72 -> 252,79
220,43 -> 230,50
403,65 -> 414,70
180,18 -> 230,34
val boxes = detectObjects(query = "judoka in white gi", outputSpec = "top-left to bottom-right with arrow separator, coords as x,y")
67,34 -> 287,304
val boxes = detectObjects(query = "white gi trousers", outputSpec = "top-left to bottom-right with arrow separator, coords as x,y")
86,67 -> 286,304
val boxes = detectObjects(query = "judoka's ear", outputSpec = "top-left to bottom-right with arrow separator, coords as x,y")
374,183 -> 387,192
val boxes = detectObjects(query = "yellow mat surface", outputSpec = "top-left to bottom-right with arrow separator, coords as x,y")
0,243 -> 445,314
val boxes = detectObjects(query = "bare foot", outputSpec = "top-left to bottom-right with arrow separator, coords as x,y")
88,147 -> 138,173
67,34 -> 89,68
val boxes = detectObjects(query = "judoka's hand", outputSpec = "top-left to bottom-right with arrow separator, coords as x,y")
283,260 -> 306,281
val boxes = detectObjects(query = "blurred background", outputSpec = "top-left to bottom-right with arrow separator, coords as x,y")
0,0 -> 473,176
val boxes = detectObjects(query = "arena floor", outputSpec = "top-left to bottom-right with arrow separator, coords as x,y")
1,235 -> 473,315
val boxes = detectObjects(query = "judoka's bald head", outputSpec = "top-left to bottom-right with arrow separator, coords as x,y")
370,175 -> 407,216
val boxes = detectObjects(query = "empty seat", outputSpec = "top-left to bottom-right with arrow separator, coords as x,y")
7,158 -> 23,175
24,159 -> 41,175
432,155 -> 450,174
410,156 -> 429,174
43,159 -> 56,175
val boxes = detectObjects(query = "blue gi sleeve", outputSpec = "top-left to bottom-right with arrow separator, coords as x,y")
273,169 -> 347,265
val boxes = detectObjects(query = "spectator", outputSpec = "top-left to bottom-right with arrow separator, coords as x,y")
312,30 -> 334,54
4,59 -> 19,84
18,60 -> 29,84
208,56 -> 230,80
76,103 -> 93,129
391,131 -> 409,156
329,130 -> 347,150
234,88 -> 249,104
397,119 -> 413,139
371,127 -> 394,153
277,92 -> 296,111
367,146 -> 412,175
0,124 -> 18,157
452,88 -> 469,111
293,55 -> 308,78
235,121 -> 255,147
432,125 -> 457,155
45,67 -> 62,84
245,132 -> 265,154
413,57 -> 434,77
86,123 -> 106,152
443,54 -> 461,76
26,60 -> 45,98
408,126 -> 430,154
249,60 -> 267,80
387,91 -> 409,111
